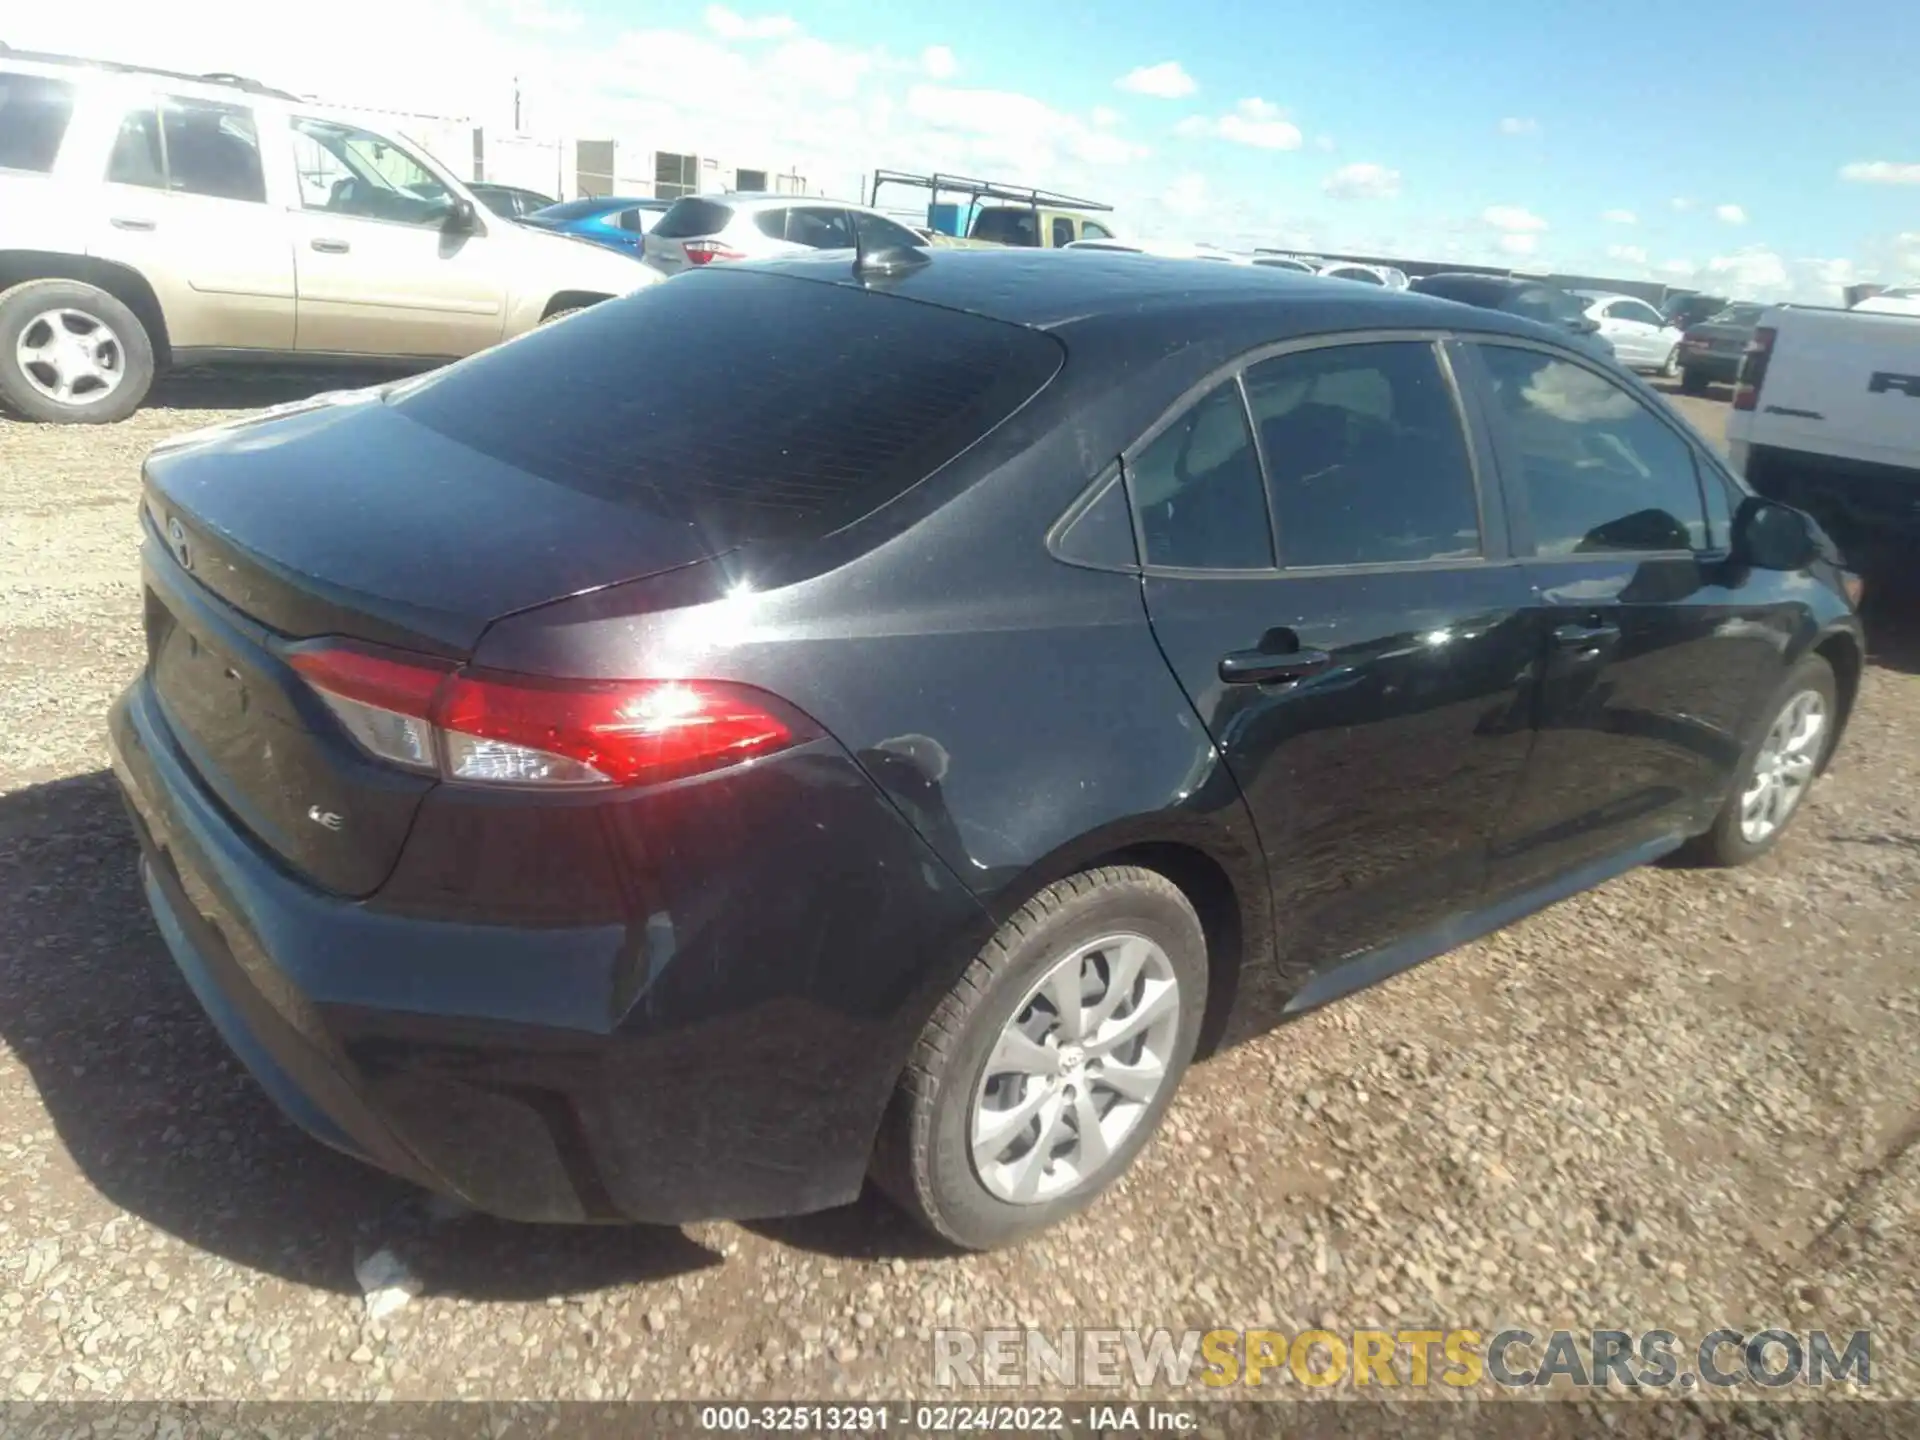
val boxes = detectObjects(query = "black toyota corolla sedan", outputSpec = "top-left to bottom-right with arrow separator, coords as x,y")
109,249 -> 1864,1250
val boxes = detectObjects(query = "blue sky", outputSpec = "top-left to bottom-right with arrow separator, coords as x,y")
21,0 -> 1920,298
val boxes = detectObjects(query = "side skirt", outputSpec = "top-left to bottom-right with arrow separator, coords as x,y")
1280,831 -> 1688,1018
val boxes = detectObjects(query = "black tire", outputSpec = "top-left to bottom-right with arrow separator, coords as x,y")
1677,653 -> 1837,868
872,866 -> 1208,1251
1679,367 -> 1710,396
0,279 -> 155,423
539,304 -> 591,326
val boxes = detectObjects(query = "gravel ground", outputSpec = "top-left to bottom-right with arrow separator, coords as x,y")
1,375 -> 1917,1408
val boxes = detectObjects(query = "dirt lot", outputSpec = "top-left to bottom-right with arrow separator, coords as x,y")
1,376 -> 1917,1406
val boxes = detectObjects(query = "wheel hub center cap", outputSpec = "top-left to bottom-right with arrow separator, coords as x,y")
1056,1044 -> 1086,1073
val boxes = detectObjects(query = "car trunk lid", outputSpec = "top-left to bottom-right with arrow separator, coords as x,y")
138,388 -> 730,895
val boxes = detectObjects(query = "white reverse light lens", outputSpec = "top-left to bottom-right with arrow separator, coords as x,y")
312,692 -> 437,772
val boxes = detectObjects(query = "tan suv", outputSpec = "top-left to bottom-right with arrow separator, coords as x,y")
0,50 -> 658,423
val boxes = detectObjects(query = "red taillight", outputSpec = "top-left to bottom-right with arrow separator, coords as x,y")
683,240 -> 745,266
289,646 -> 451,714
1733,326 -> 1775,412
290,643 -> 811,788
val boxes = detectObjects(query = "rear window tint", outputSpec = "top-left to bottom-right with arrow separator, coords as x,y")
650,198 -> 735,239
0,73 -> 77,173
391,271 -> 1064,546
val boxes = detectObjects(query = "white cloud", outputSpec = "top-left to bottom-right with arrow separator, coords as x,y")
1607,244 -> 1649,265
1161,172 -> 1209,215
1601,208 -> 1638,225
1670,196 -> 1695,211
1497,233 -> 1538,256
1715,203 -> 1748,225
1117,61 -> 1197,99
1650,249 -> 1871,305
492,0 -> 581,32
1482,204 -> 1547,233
1090,105 -> 1121,128
1314,135 -> 1337,152
1323,162 -> 1401,200
905,84 -> 1148,169
1176,97 -> 1302,151
1498,117 -> 1540,136
919,44 -> 957,80
1840,161 -> 1920,185
703,4 -> 797,40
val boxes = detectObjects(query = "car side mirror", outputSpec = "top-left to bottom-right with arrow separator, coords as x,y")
1731,496 -> 1818,571
446,198 -> 481,234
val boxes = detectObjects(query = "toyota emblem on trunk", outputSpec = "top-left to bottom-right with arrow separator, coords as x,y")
166,516 -> 192,571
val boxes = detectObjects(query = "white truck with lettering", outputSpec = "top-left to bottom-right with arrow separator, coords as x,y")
1724,305 -> 1920,572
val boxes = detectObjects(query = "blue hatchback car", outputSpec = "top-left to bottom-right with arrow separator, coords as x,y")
523,197 -> 672,256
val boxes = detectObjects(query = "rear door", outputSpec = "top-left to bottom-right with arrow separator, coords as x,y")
1463,340 -> 1791,895
92,92 -> 298,351
1135,335 -> 1540,985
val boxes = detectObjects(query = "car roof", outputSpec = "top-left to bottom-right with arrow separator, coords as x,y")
745,248 -> 1553,341
717,193 -> 867,208
0,46 -> 299,101
560,195 -> 669,208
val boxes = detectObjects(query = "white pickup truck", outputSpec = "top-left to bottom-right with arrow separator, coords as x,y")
1725,305 -> 1920,571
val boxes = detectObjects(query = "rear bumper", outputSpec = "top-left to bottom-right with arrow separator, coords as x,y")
1678,350 -> 1742,381
109,675 -> 988,1224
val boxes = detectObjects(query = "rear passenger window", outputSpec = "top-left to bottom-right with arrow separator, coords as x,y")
1244,342 -> 1482,567
0,73 -> 76,173
107,106 -> 167,190
161,97 -> 266,203
1128,383 -> 1274,570
1478,346 -> 1709,555
788,207 -> 854,248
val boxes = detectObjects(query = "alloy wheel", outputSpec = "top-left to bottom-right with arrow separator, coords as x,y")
16,308 -> 127,407
970,932 -> 1181,1205
1739,689 -> 1826,844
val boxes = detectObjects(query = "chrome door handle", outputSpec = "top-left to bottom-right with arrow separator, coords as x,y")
1219,647 -> 1333,685
110,217 -> 156,231
310,238 -> 350,254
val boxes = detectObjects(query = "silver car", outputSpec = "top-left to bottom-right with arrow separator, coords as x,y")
1573,290 -> 1686,375
641,194 -> 929,276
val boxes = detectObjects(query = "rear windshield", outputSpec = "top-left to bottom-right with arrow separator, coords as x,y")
0,73 -> 77,173
649,198 -> 736,239
391,271 -> 1065,547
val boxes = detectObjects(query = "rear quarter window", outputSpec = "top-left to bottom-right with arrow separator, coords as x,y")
390,271 -> 1065,547
0,73 -> 77,173
650,198 -> 736,239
